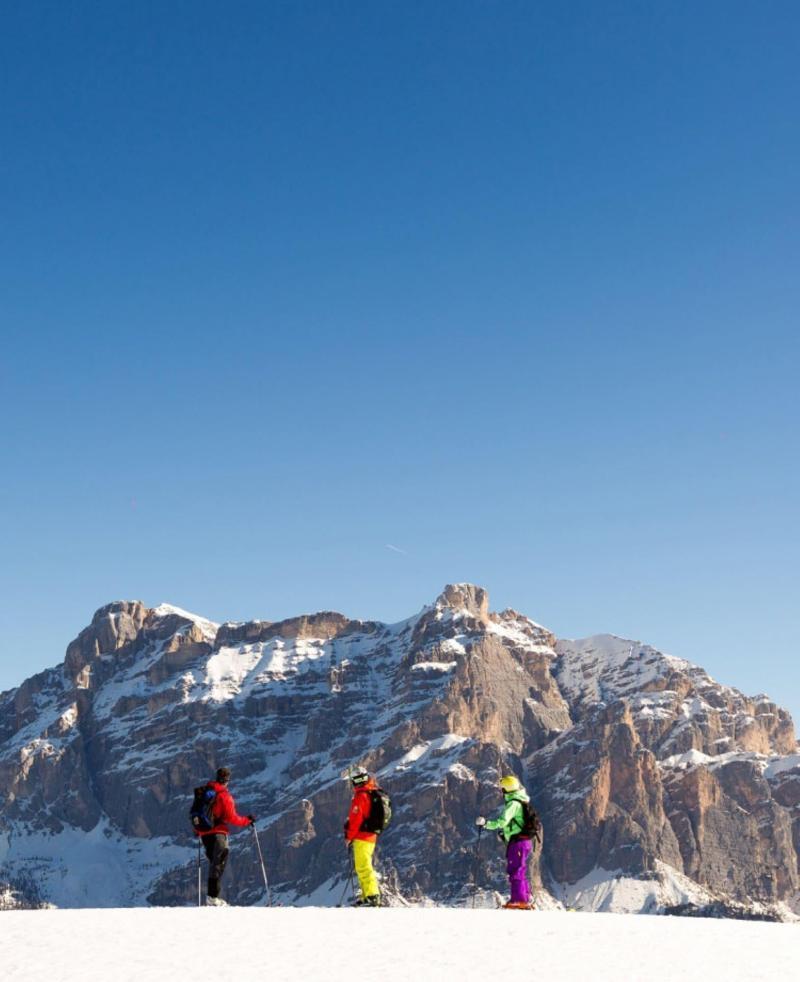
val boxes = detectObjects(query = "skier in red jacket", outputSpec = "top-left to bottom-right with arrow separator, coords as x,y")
344,766 -> 380,906
197,767 -> 254,906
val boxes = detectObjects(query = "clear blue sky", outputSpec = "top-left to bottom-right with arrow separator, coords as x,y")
2,2 -> 798,721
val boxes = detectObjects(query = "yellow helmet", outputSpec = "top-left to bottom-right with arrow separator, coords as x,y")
499,775 -> 521,793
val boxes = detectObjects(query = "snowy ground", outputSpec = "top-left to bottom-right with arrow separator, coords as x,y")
4,908 -> 799,981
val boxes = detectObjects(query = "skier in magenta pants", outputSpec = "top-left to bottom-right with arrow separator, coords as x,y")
476,775 -> 539,909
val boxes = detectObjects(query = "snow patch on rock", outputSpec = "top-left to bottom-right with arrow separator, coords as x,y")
151,604 -> 219,639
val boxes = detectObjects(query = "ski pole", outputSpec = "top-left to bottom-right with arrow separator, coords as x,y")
197,837 -> 202,907
252,824 -> 272,907
471,827 -> 484,909
348,851 -> 357,900
336,846 -> 356,907
336,872 -> 351,907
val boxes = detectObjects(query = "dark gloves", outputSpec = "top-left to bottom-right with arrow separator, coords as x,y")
247,815 -> 256,825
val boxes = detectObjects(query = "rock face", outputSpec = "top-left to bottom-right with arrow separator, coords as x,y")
0,588 -> 798,914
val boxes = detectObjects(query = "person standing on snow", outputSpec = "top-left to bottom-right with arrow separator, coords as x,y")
344,766 -> 381,907
476,775 -> 538,909
197,766 -> 255,906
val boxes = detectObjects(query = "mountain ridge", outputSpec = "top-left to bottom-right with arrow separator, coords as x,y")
1,584 -> 798,916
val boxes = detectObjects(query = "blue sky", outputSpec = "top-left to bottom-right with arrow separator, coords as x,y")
1,2 -> 798,719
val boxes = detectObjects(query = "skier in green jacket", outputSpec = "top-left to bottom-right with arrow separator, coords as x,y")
476,775 -> 537,909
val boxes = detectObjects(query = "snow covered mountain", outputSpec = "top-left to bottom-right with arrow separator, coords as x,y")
1,584 -> 798,915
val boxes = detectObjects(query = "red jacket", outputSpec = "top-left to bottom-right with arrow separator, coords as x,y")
345,780 -> 378,843
198,781 -> 251,836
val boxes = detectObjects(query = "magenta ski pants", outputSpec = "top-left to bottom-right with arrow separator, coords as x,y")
506,838 -> 533,903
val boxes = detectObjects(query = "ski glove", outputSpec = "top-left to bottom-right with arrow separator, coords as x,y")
475,816 -> 486,827
247,815 -> 256,825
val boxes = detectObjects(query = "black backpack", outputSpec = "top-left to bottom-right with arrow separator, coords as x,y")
360,788 -> 392,834
190,785 -> 218,833
512,800 -> 541,843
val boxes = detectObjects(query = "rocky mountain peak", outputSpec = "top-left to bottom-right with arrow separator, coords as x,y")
90,600 -> 148,647
63,600 -> 148,685
434,583 -> 490,622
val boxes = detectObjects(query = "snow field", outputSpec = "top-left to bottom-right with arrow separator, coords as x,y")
4,908 -> 799,982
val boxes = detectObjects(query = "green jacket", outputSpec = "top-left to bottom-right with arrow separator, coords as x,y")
484,789 -> 530,843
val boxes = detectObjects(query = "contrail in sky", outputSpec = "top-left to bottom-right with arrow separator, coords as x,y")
385,544 -> 408,555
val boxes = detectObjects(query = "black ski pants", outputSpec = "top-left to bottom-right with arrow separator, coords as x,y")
202,833 -> 230,899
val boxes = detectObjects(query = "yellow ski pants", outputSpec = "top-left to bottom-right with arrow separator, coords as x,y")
352,839 -> 379,899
